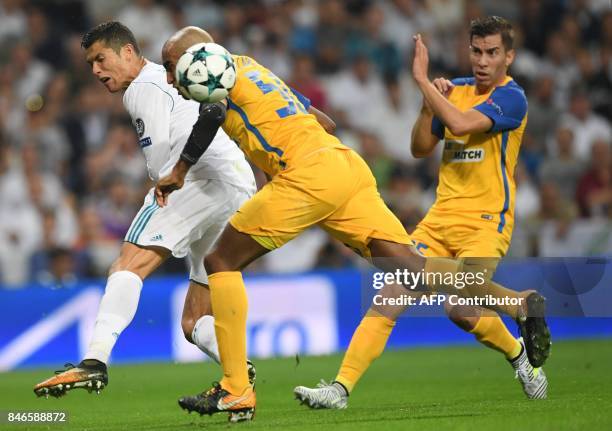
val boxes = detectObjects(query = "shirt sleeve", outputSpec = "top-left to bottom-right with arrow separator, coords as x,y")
431,116 -> 445,139
474,84 -> 527,133
123,83 -> 174,181
290,87 -> 312,110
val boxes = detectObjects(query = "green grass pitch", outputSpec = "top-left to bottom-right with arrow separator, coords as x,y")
1,339 -> 611,430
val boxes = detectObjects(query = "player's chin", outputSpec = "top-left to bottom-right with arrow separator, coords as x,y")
474,74 -> 490,86
105,82 -> 121,93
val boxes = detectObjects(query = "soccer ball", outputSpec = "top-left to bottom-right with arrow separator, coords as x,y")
175,43 -> 236,103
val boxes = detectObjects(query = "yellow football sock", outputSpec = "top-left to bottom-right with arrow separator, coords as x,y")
335,311 -> 395,393
209,271 -> 250,394
470,313 -> 522,359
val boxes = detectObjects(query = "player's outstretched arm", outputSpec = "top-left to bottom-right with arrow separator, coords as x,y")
412,34 -> 492,136
155,101 -> 226,206
308,106 -> 336,134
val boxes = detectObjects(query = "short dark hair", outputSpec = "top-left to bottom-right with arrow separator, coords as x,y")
470,16 -> 514,51
81,21 -> 141,55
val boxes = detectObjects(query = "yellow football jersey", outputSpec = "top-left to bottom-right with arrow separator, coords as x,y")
223,55 -> 345,177
428,76 -> 528,241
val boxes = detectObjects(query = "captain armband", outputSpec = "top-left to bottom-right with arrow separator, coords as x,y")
180,102 -> 227,165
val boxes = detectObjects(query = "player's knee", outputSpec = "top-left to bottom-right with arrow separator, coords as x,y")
369,239 -> 425,273
181,316 -> 196,343
108,259 -> 147,280
204,252 -> 233,274
446,302 -> 480,332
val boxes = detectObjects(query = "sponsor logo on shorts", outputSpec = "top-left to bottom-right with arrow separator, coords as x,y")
150,234 -> 163,242
481,214 -> 493,220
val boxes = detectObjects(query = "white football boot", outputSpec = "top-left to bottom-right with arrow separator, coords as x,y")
294,380 -> 349,409
511,338 -> 548,399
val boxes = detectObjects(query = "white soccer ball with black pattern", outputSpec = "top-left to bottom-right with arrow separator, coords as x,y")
175,43 -> 236,103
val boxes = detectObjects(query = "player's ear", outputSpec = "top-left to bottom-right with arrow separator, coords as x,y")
505,49 -> 515,67
122,43 -> 137,59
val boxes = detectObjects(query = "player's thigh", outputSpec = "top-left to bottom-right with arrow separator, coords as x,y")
124,181 -> 221,263
445,229 -> 507,321
229,160 -> 347,251
321,187 -> 411,259
186,185 -> 252,284
456,229 -> 507,279
410,223 -> 452,257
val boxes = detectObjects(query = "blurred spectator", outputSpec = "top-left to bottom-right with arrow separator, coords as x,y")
288,54 -> 328,111
324,55 -> 385,129
247,17 -> 292,80
26,5 -> 67,69
540,31 -> 579,109
363,76 -> 421,164
560,88 -> 611,161
220,3 -> 249,55
527,182 -> 577,256
346,3 -> 401,78
514,161 -> 539,222
525,75 -> 559,151
35,247 -> 79,289
575,48 -> 611,121
600,9 -> 612,51
568,0 -> 602,44
576,139 -> 611,218
540,128 -> 585,198
116,0 -> 175,62
262,228 -> 327,274
357,130 -> 394,189
181,0 -> 223,31
91,176 -> 137,241
314,238 -> 357,269
73,205 -> 120,277
315,0 -> 350,74
519,0 -> 563,56
0,0 -> 26,43
519,133 -> 544,181
7,40 -> 52,107
426,0 -> 464,34
383,163 -> 425,218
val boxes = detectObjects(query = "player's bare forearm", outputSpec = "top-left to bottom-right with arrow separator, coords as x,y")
155,159 -> 190,207
412,34 -> 491,136
411,105 -> 439,158
308,106 -> 336,134
415,79 -> 490,136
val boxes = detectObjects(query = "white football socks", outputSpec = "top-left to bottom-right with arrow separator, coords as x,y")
84,271 -> 143,364
191,315 -> 221,364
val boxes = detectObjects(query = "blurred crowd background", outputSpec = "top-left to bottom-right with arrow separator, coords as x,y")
0,0 -> 610,288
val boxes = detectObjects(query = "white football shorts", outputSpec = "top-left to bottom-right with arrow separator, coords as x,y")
124,179 -> 253,284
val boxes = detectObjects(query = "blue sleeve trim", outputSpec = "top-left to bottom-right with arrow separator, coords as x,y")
451,77 -> 475,87
474,81 -> 527,133
289,87 -> 311,110
227,98 -> 285,167
497,130 -> 510,233
431,116 -> 445,139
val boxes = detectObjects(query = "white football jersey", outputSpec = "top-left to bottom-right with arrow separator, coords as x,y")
123,61 -> 254,189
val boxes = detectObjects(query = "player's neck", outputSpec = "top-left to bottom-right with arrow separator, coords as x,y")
475,74 -> 508,95
123,57 -> 148,90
